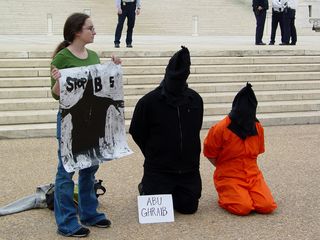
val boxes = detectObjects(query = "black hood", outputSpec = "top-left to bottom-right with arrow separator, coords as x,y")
228,82 -> 259,140
163,46 -> 191,95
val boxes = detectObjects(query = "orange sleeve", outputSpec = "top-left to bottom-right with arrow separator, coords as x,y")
203,123 -> 223,159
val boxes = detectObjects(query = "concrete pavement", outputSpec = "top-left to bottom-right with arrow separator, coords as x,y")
0,124 -> 320,240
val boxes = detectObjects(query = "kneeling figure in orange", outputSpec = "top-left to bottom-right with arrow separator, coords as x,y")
203,83 -> 277,216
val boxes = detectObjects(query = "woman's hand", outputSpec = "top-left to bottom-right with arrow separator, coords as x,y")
51,66 -> 61,81
51,66 -> 61,96
111,55 -> 122,65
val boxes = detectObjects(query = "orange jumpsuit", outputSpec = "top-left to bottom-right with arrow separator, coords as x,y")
203,116 -> 277,216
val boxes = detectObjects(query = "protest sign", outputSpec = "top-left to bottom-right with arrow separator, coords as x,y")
59,62 -> 133,172
137,194 -> 174,224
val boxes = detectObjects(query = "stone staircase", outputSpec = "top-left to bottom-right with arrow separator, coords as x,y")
0,49 -> 320,138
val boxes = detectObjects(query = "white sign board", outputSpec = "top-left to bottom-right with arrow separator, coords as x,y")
137,194 -> 174,224
59,62 -> 133,172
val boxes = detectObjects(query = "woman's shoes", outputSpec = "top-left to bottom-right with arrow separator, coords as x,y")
93,219 -> 112,228
70,227 -> 90,237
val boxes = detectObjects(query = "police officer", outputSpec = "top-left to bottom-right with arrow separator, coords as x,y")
252,0 -> 269,45
288,0 -> 297,45
269,0 -> 286,45
114,0 -> 141,48
281,0 -> 297,45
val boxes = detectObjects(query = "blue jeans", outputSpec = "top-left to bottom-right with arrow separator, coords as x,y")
54,111 -> 106,236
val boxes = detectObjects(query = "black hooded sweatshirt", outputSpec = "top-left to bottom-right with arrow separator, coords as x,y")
129,47 -> 203,173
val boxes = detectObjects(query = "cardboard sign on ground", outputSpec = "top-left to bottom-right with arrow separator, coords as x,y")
137,194 -> 174,224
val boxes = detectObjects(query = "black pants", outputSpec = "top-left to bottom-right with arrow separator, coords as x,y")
288,8 -> 297,44
282,8 -> 291,44
270,10 -> 284,44
254,9 -> 267,44
140,170 -> 202,214
114,2 -> 136,45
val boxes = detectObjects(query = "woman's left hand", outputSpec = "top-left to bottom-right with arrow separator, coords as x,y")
111,55 -> 122,65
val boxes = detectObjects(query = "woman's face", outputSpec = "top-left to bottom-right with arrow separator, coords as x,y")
77,18 -> 96,44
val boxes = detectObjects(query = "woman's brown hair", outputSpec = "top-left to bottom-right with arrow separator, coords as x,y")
52,12 -> 90,58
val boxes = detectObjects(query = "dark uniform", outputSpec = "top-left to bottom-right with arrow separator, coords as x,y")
281,0 -> 297,45
269,0 -> 286,45
252,0 -> 269,45
288,0 -> 297,45
114,0 -> 141,47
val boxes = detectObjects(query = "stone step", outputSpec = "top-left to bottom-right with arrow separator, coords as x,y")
1,79 -> 320,110
0,77 -> 49,87
1,111 -> 320,139
1,87 -> 319,104
123,64 -> 320,75
1,80 -> 319,111
125,89 -> 320,106
2,71 -> 320,89
0,109 -> 56,125
202,111 -> 320,129
118,56 -> 320,66
0,59 -> 51,68
126,100 -> 320,119
2,49 -> 319,60
1,76 -> 319,92
0,87 -> 51,99
1,63 -> 320,77
0,98 -> 57,111
2,56 -> 320,68
2,100 -> 320,125
0,123 -> 56,139
125,72 -> 320,84
124,80 -> 320,95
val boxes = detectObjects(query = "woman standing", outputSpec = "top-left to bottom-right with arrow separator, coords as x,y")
51,13 -> 120,237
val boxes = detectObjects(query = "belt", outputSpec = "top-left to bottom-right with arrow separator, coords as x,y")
122,0 -> 135,2
273,7 -> 283,12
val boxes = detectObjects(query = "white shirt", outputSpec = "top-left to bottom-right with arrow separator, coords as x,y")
287,0 -> 298,9
115,0 -> 141,9
272,0 -> 287,10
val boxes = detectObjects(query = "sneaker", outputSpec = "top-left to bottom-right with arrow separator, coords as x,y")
269,42 -> 274,45
255,42 -> 266,45
94,219 -> 112,228
279,42 -> 289,45
114,43 -> 120,48
126,44 -> 133,48
71,227 -> 90,237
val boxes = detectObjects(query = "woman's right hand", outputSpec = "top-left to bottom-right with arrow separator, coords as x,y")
111,55 -> 122,65
51,66 -> 61,96
51,66 -> 61,81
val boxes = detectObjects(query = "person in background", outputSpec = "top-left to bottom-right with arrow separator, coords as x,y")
129,46 -> 203,214
51,12 -> 121,237
114,0 -> 141,48
252,0 -> 269,45
280,0 -> 297,45
203,83 -> 277,216
269,0 -> 286,45
288,0 -> 298,45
